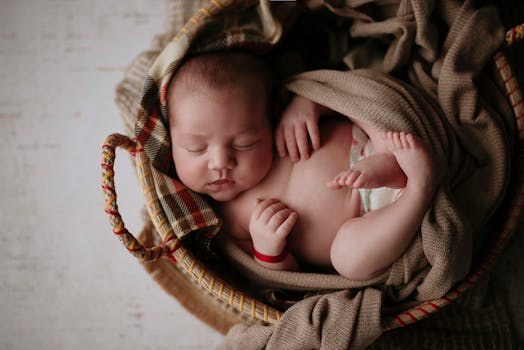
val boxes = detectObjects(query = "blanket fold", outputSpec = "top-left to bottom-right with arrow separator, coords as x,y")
217,288 -> 383,350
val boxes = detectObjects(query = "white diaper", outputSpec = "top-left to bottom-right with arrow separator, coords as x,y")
350,125 -> 402,214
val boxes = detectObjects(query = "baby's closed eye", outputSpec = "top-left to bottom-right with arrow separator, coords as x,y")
182,144 -> 207,153
174,139 -> 206,153
233,139 -> 261,151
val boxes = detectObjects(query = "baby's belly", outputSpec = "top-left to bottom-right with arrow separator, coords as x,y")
283,118 -> 361,266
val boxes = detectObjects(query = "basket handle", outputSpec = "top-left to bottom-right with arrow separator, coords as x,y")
101,133 -> 176,262
505,23 -> 523,46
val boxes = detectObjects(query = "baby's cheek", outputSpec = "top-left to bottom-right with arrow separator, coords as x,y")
175,157 -> 203,187
250,149 -> 272,179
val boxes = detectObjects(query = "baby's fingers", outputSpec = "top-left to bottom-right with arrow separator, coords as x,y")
284,125 -> 300,162
274,211 -> 298,237
259,200 -> 288,224
295,123 -> 310,160
306,119 -> 320,151
252,198 -> 279,220
268,207 -> 292,229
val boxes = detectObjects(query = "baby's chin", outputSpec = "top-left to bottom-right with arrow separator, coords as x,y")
206,188 -> 243,202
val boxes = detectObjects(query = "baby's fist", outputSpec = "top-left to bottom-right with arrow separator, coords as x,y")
249,198 -> 297,256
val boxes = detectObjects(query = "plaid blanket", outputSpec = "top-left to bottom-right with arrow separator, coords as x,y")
132,0 -> 516,348
134,0 -> 296,242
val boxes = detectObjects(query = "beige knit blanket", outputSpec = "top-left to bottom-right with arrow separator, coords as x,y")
117,0 -> 517,348
217,2 -> 516,349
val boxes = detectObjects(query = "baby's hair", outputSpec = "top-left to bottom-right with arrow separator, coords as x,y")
167,50 -> 274,122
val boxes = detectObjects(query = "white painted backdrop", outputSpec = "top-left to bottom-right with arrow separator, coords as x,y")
1,1 -> 523,349
0,1 -> 222,349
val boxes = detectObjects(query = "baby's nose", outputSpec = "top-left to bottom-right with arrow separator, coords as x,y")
209,148 -> 235,170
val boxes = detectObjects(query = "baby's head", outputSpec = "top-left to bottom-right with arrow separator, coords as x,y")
167,51 -> 274,202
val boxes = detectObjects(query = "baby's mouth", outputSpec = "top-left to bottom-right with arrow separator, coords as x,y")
208,179 -> 235,190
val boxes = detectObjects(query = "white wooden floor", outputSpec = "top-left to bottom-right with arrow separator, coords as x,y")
1,1 -> 522,349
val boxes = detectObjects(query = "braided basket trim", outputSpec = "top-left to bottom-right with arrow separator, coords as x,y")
103,9 -> 524,327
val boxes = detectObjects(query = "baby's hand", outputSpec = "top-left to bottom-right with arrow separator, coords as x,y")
275,95 -> 320,162
249,198 -> 298,256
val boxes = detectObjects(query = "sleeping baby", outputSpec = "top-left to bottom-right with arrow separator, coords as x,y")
167,51 -> 439,280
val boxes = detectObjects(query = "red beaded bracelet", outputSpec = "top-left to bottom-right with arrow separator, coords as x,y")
253,246 -> 289,263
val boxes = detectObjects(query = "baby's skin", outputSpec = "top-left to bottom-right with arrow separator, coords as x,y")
226,95 -> 438,279
170,87 -> 439,280
222,116 -> 363,269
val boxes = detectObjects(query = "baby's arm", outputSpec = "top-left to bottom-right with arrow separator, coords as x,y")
249,198 -> 300,271
276,95 -> 336,162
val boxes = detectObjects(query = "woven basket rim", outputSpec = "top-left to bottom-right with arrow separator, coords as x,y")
101,0 -> 524,330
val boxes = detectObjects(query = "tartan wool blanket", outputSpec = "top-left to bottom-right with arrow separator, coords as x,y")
130,0 -> 517,348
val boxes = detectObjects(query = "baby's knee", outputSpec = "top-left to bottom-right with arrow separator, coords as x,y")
330,240 -> 351,278
330,222 -> 383,281
330,223 -> 360,279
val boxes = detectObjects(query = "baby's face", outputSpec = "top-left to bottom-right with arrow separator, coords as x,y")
169,88 -> 273,201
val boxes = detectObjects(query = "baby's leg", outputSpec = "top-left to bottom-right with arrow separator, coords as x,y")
330,131 -> 438,280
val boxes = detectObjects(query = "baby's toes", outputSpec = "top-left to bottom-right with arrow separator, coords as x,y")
351,172 -> 365,188
327,170 -> 351,189
327,172 -> 344,188
337,171 -> 351,186
405,133 -> 421,149
344,170 -> 361,187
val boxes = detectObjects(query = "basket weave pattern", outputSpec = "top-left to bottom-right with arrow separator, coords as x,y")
102,12 -> 524,328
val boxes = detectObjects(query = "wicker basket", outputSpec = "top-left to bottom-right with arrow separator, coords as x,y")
101,0 -> 524,337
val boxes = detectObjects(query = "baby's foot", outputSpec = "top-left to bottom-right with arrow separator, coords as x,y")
381,131 -> 438,194
327,168 -> 368,189
327,153 -> 407,190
